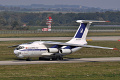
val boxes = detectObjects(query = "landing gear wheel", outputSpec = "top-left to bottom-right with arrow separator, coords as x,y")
39,57 -> 43,60
52,57 -> 57,61
52,56 -> 63,61
26,58 -> 31,61
58,56 -> 63,60
59,57 -> 63,60
39,57 -> 50,61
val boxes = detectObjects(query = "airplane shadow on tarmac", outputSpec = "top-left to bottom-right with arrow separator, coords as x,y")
15,57 -> 99,62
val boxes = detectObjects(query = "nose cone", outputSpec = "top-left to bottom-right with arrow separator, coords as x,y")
14,50 -> 24,58
14,50 -> 19,55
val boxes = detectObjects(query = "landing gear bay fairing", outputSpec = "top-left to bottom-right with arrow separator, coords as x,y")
11,20 -> 118,60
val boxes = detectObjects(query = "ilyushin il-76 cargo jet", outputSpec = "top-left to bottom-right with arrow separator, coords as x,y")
11,20 -> 118,61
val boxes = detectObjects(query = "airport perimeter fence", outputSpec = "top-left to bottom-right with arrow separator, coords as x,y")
0,29 -> 120,34
0,29 -> 76,34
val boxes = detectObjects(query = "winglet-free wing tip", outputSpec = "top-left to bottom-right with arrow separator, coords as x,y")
106,21 -> 110,22
113,48 -> 119,50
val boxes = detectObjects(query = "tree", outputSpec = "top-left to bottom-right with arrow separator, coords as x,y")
11,21 -> 19,30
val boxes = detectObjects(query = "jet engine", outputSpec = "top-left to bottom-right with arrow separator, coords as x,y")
48,48 -> 72,54
47,48 -> 59,53
60,49 -> 72,54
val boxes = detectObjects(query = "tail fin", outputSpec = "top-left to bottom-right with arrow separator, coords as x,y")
68,20 -> 109,44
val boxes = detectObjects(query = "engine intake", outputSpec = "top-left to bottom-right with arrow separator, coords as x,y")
60,49 -> 72,54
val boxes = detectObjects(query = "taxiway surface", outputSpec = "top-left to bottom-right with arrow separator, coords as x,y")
0,36 -> 120,41
0,57 -> 120,65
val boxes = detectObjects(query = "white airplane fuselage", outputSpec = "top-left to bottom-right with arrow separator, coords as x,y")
14,41 -> 82,59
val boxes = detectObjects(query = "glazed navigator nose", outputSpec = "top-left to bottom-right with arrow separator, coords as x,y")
14,50 -> 17,54
14,50 -> 24,58
14,50 -> 19,55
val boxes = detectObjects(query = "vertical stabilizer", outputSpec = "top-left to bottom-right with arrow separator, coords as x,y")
68,20 -> 109,45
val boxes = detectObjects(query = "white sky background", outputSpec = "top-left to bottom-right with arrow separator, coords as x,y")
0,0 -> 119,9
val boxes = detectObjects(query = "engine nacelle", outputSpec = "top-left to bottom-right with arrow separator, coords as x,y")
47,48 -> 59,53
60,49 -> 72,54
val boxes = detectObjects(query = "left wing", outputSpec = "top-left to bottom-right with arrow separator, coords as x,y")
8,44 -> 19,48
43,41 -> 118,50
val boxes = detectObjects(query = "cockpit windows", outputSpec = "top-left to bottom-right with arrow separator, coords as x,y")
26,42 -> 33,44
15,46 -> 24,50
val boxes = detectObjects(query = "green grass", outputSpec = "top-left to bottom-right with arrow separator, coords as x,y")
29,26 -> 78,30
28,26 -> 120,30
0,33 -> 74,38
0,32 -> 120,38
88,32 -> 120,36
0,62 -> 120,80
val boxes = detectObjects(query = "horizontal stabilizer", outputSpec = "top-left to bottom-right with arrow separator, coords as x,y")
76,20 -> 110,23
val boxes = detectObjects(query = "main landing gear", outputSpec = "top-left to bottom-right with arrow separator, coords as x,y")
52,56 -> 63,61
26,56 -> 64,61
39,56 -> 63,61
26,58 -> 31,61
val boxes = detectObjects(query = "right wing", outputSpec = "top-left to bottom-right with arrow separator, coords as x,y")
43,41 -> 118,50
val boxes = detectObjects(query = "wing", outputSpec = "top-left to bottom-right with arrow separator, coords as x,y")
8,45 -> 19,48
43,41 -> 118,50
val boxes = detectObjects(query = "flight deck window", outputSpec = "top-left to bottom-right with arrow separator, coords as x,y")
26,42 -> 33,44
16,46 -> 24,50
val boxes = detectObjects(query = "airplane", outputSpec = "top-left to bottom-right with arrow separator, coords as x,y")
11,20 -> 118,61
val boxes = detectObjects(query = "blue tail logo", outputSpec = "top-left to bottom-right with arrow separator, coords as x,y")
75,23 -> 87,38
80,28 -> 83,33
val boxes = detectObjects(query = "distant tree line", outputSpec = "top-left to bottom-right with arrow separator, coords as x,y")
0,11 -> 120,30
0,4 -> 117,12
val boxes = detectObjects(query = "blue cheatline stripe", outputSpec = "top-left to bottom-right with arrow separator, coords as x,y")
75,23 -> 87,38
20,49 -> 47,51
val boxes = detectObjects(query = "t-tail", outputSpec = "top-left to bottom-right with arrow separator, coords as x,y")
68,20 -> 109,45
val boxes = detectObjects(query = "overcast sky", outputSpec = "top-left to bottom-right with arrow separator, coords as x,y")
0,0 -> 119,9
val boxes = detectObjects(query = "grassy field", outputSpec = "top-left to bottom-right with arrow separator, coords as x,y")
0,32 -> 120,38
0,32 -> 75,38
0,41 -> 120,80
0,62 -> 120,80
28,26 -> 120,30
88,32 -> 120,36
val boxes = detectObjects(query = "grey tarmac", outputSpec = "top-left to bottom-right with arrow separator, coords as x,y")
0,36 -> 120,41
0,57 -> 120,65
